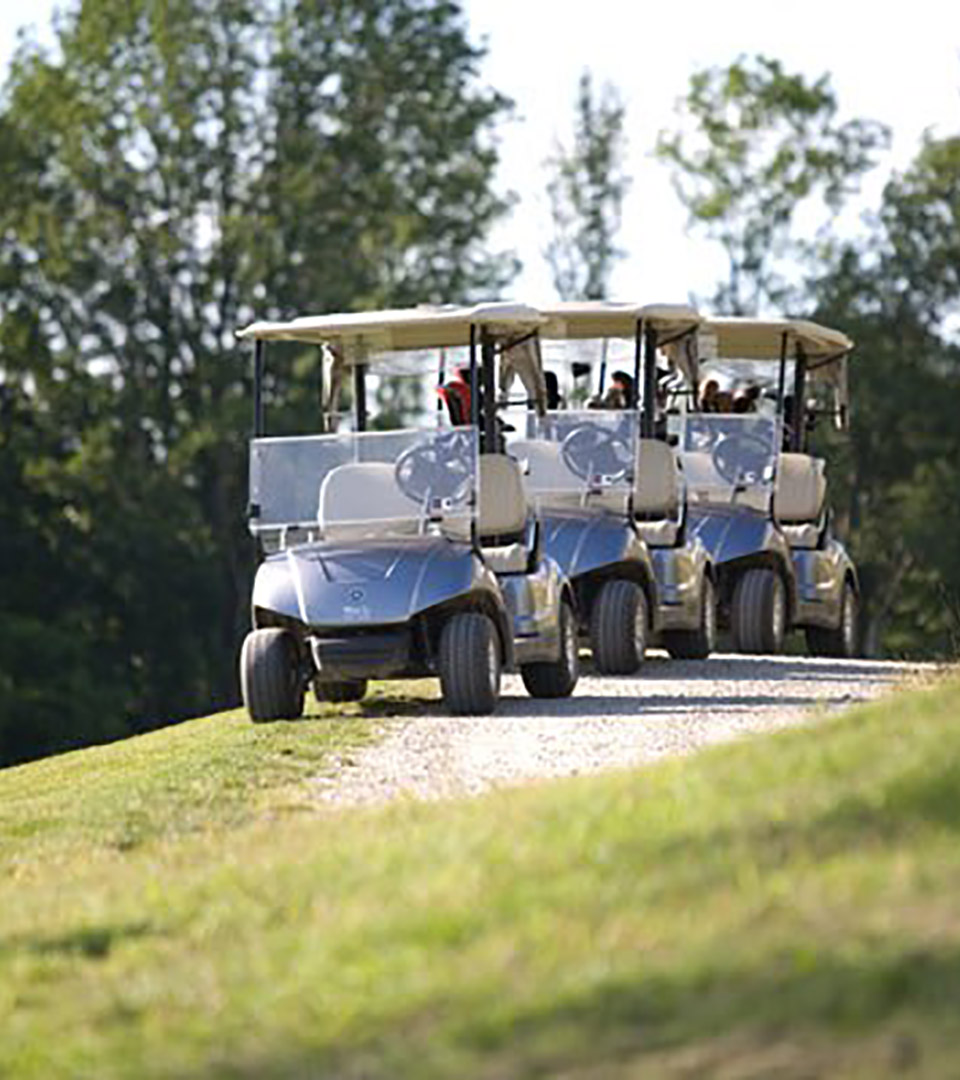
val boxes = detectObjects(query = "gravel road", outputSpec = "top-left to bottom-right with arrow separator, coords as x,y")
312,653 -> 935,808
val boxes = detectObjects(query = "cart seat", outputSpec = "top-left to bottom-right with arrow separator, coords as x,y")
478,454 -> 530,574
509,439 -> 630,514
633,439 -> 681,547
318,462 -> 421,540
681,450 -> 769,513
774,453 -> 825,549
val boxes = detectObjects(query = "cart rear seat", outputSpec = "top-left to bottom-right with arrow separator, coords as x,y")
478,454 -> 530,574
509,439 -> 630,514
774,453 -> 826,549
633,439 -> 681,547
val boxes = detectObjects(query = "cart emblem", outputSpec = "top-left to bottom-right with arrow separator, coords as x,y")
348,588 -> 365,602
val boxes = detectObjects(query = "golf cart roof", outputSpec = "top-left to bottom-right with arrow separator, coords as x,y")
539,302 -> 701,387
702,317 -> 853,365
236,303 -> 543,353
540,301 -> 701,343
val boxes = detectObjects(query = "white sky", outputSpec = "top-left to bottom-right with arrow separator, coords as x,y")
2,0 -> 959,310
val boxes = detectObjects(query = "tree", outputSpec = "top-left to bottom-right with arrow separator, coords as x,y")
659,56 -> 959,658
657,55 -> 889,313
0,0 -> 515,763
809,136 -> 960,658
545,70 -> 629,301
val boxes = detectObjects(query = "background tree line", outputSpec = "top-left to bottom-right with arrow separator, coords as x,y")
0,3 -> 957,766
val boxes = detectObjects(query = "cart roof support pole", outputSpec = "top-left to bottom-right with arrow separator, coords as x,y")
642,323 -> 657,438
776,331 -> 789,416
353,362 -> 367,432
469,324 -> 480,429
253,339 -> 265,438
317,346 -> 325,434
480,330 -> 497,454
793,345 -> 807,452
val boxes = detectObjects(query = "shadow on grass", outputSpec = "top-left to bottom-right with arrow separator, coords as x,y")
606,749 -> 960,913
191,941 -> 959,1079
3,920 -> 157,962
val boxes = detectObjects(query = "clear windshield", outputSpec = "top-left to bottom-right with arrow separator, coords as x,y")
679,414 -> 781,510
249,426 -> 478,547
507,410 -> 637,511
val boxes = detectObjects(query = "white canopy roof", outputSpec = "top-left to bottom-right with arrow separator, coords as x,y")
702,317 -> 853,364
236,303 -> 544,354
540,301 -> 701,342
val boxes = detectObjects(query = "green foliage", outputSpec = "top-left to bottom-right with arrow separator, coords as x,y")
657,55 -> 889,312
660,57 -> 958,658
809,135 -> 960,658
546,70 -> 630,300
0,673 -> 958,1076
0,0 -> 515,764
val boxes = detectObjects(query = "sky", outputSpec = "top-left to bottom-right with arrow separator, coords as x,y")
1,0 -> 958,310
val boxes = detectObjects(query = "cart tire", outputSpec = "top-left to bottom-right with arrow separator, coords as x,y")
730,568 -> 787,654
805,580 -> 859,658
438,612 -> 501,715
314,679 -> 368,703
589,579 -> 647,674
240,628 -> 305,722
663,576 -> 717,660
521,600 -> 580,698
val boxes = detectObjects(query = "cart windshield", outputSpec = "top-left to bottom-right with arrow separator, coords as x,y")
679,414 -> 781,511
508,410 -> 637,512
249,427 -> 478,548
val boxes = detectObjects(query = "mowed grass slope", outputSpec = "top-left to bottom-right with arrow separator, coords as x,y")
1,673 -> 957,1078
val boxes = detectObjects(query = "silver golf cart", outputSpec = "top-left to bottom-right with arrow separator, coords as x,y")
234,304 -> 580,719
679,316 -> 859,656
505,302 -> 716,669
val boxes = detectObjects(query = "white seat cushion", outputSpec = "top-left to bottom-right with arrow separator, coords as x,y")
319,462 -> 420,539
634,438 -> 680,518
774,454 -> 826,523
479,454 -> 528,538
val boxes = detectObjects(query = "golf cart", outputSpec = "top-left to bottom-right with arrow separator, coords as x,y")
234,303 -> 580,719
679,316 -> 859,656
505,302 -> 716,669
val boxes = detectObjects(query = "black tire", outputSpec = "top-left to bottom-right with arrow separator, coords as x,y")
589,579 -> 648,674
663,575 -> 717,660
240,628 -> 305,722
438,612 -> 501,715
805,580 -> 859,658
521,600 -> 580,698
730,568 -> 787,654
314,679 -> 368,703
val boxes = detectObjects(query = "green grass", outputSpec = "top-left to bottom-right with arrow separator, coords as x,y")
1,673 -> 958,1078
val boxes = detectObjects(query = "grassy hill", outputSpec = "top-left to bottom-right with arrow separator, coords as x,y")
1,672 -> 957,1078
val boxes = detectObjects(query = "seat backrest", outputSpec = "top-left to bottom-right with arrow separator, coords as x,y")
682,450 -> 718,493
774,453 -> 826,523
633,438 -> 680,518
318,461 -> 420,538
478,454 -> 528,540
510,440 -> 579,494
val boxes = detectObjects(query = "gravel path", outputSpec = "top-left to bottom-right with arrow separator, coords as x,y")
312,653 -> 936,808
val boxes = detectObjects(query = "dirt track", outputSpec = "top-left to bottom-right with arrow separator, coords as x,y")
312,653 -> 936,807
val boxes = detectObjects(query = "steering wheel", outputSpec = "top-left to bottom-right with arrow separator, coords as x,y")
710,431 -> 774,486
394,429 -> 474,504
560,422 -> 632,483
